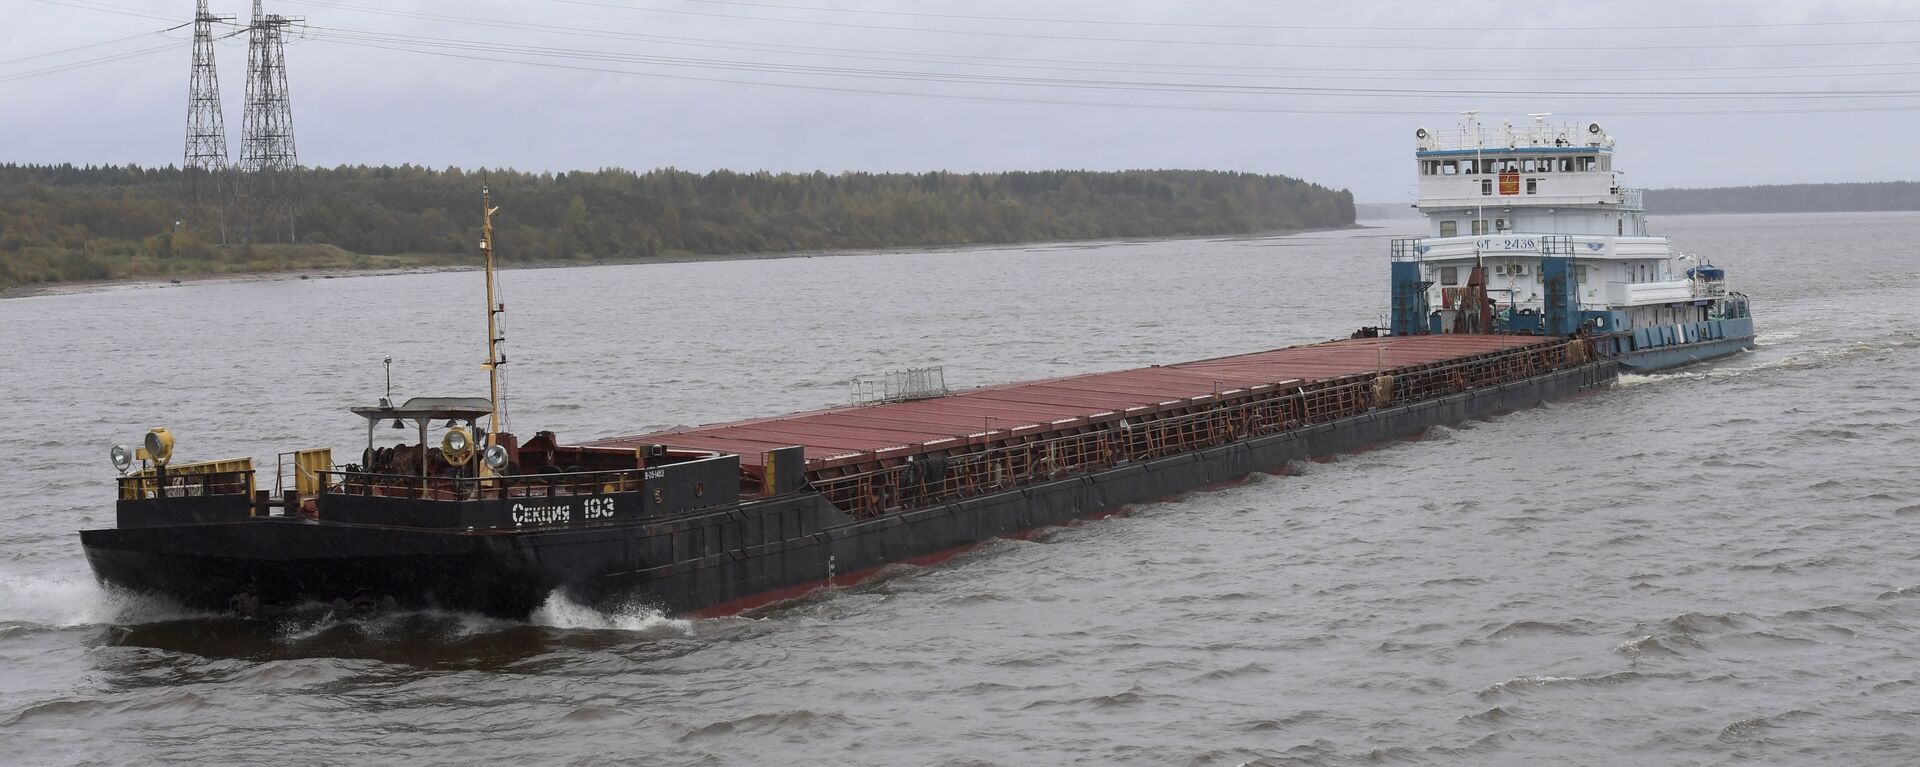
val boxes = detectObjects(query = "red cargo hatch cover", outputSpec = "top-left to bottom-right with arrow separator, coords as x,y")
589,335 -> 1553,470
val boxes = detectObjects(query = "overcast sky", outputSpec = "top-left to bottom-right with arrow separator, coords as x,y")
6,0 -> 1919,201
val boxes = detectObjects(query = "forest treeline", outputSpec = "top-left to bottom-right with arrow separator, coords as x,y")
0,164 -> 1354,288
1646,182 -> 1920,214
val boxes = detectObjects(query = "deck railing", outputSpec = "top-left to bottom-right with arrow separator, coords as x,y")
118,469 -> 255,501
316,468 -> 647,502
811,340 -> 1579,518
1390,238 -> 1425,262
850,366 -> 950,406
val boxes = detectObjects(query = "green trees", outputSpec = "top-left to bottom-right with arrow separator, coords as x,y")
0,164 -> 1354,288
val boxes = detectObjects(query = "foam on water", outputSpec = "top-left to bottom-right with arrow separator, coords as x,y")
528,592 -> 692,634
0,570 -> 202,628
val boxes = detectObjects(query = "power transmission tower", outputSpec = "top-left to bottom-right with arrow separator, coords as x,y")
240,0 -> 302,243
183,0 -> 233,241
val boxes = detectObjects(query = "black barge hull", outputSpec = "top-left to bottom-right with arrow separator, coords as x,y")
82,359 -> 1615,618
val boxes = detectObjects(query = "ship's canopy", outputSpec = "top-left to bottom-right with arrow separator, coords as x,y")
349,396 -> 494,424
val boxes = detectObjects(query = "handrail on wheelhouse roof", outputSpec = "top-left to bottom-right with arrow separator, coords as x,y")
349,396 -> 495,423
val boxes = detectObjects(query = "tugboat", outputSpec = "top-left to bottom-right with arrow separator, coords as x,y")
1386,112 -> 1755,370
83,183 -> 1630,620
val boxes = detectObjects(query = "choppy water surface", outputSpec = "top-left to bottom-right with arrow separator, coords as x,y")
4,212 -> 1920,765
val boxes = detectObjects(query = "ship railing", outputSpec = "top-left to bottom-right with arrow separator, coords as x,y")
1620,188 -> 1644,210
1691,280 -> 1728,298
1417,127 -> 1494,152
118,469 -> 256,501
812,340 -> 1576,518
1389,238 -> 1425,262
317,467 -> 647,502
1417,123 -> 1602,153
851,366 -> 950,406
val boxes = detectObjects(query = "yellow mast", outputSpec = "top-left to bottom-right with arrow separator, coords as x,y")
481,186 -> 505,470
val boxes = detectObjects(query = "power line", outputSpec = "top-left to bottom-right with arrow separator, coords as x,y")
0,23 -> 190,69
281,0 -> 1920,79
0,40 -> 184,84
24,0 -> 181,23
302,25 -> 1920,102
522,0 -> 1920,52
284,0 -> 1920,53
299,23 -> 1920,87
636,0 -> 1920,34
308,29 -> 1920,117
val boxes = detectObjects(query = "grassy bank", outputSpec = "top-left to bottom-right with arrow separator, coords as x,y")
0,164 -> 1355,289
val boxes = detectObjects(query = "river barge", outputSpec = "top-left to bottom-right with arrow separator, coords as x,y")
82,120 -> 1752,618
83,332 -> 1612,617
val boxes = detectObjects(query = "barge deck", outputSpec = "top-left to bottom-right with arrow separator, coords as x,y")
598,335 -> 1558,469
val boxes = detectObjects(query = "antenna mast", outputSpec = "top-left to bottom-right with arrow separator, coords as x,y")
1461,109 -> 1483,268
481,187 -> 507,444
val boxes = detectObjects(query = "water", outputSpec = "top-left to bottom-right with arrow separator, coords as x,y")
3,212 -> 1919,765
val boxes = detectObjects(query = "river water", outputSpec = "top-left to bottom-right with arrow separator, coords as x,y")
3,212 -> 1918,765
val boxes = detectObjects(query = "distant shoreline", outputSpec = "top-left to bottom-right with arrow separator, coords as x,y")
0,225 -> 1359,301
1643,180 -> 1920,216
0,165 -> 1358,295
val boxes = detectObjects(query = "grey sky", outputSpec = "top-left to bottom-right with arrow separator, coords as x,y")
6,0 -> 1918,201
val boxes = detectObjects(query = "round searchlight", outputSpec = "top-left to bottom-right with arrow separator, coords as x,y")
1587,122 -> 1603,135
483,444 -> 510,471
442,426 -> 475,465
110,444 -> 134,473
144,427 -> 174,468
1415,127 -> 1429,139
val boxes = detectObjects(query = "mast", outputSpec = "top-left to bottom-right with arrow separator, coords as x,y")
481,186 -> 506,449
1461,108 -> 1482,267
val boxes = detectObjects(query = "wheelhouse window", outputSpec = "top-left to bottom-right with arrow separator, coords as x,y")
1442,160 -> 1458,175
1439,220 -> 1458,237
1441,267 -> 1459,285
